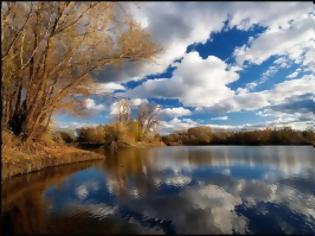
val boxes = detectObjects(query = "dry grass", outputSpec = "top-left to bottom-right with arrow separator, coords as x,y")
1,130 -> 103,181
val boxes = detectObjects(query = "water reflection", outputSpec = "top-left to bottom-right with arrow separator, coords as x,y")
2,146 -> 315,234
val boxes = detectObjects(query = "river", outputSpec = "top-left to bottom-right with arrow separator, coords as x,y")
2,146 -> 315,234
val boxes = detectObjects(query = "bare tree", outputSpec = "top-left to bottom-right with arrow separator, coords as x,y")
115,99 -> 131,124
137,103 -> 160,140
1,2 -> 160,141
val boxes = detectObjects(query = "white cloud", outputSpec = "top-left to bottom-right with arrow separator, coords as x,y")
120,2 -> 228,80
208,74 -> 315,113
287,71 -> 299,79
274,56 -> 290,68
227,2 -> 312,31
234,12 -> 313,66
77,203 -> 117,219
117,73 -> 314,132
158,118 -> 250,134
124,51 -> 239,107
211,116 -> 228,121
159,118 -> 198,134
165,175 -> 192,187
93,2 -> 312,85
158,107 -> 192,119
84,98 -> 106,112
54,121 -> 99,130
90,82 -> 125,94
131,98 -> 148,106
257,109 -> 314,131
110,102 -> 125,116
109,98 -> 148,115
302,49 -> 315,74
55,2 -> 314,131
76,185 -> 89,200
266,75 -> 315,105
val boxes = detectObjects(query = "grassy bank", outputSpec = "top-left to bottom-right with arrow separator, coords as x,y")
1,131 -> 103,182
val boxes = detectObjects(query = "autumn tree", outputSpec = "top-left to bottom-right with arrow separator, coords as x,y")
187,126 -> 212,144
114,99 -> 132,124
1,2 -> 159,141
77,126 -> 105,145
137,103 -> 160,141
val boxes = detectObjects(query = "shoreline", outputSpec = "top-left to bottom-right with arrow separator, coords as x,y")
163,143 -> 314,146
3,142 -> 312,182
1,141 -> 164,182
1,146 -> 104,182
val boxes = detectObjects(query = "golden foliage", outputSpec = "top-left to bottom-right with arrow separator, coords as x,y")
1,2 -> 159,141
77,126 -> 105,145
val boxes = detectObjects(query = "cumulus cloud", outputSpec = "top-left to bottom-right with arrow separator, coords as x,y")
55,2 -> 313,131
124,51 -> 239,107
158,107 -> 192,119
94,2 -> 227,83
131,98 -> 148,106
207,75 -> 315,114
265,75 -> 315,105
110,98 -> 148,115
92,2 -> 312,84
233,11 -> 313,66
159,118 -> 198,134
84,98 -> 106,112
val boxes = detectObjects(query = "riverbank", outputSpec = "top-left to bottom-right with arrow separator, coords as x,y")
2,145 -> 103,181
77,140 -> 166,150
1,129 -> 166,182
1,131 -> 104,182
2,145 -> 104,181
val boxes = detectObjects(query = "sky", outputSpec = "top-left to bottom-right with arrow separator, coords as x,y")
54,2 -> 314,134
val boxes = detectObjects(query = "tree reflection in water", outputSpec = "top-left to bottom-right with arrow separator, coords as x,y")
2,146 -> 315,234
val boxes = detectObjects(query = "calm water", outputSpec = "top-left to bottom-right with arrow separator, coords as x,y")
2,146 -> 315,234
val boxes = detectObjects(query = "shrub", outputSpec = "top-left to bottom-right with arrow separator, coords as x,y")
77,126 -> 105,145
54,130 -> 76,144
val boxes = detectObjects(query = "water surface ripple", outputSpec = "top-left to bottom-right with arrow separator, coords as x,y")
2,146 -> 315,234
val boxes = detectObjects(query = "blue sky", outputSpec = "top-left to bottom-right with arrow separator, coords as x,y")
54,2 -> 314,133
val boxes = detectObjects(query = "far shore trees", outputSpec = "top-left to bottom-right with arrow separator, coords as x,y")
1,2 -> 159,142
161,127 -> 315,145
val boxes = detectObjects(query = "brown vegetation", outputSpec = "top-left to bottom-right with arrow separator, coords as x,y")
72,99 -> 163,150
137,103 -> 160,141
1,2 -> 159,142
75,120 -> 164,151
54,129 -> 76,144
1,2 -> 160,179
2,129 -> 103,181
77,126 -> 105,145
162,127 -> 315,146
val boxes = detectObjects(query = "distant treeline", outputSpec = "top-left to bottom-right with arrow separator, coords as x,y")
55,125 -> 315,148
161,126 -> 315,146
